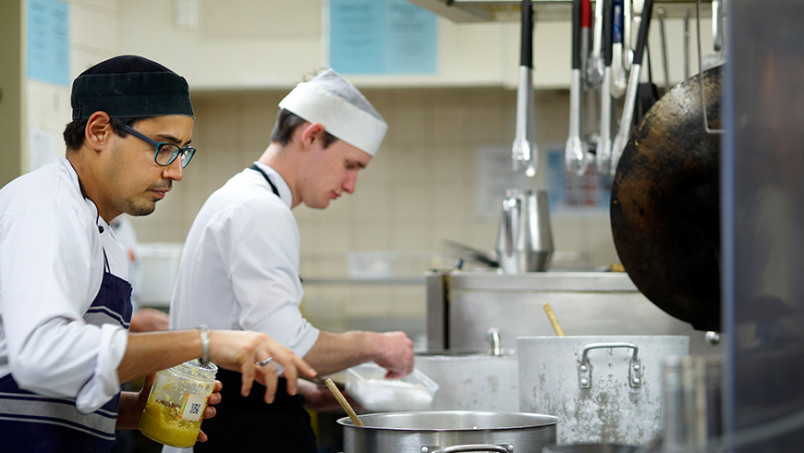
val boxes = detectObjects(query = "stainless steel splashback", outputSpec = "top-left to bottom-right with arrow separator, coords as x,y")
426,270 -> 719,354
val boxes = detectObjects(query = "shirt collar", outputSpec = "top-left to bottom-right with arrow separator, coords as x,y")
58,156 -> 104,230
252,161 -> 292,208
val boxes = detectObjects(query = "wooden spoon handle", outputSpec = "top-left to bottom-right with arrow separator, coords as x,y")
324,378 -> 363,426
543,303 -> 566,337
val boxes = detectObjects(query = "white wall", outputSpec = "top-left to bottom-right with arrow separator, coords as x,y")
113,0 -> 712,90
25,0 -> 121,172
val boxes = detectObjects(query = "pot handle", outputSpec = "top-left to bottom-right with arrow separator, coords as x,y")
424,444 -> 514,453
577,342 -> 643,389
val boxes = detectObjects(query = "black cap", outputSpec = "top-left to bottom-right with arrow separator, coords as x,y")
71,55 -> 194,120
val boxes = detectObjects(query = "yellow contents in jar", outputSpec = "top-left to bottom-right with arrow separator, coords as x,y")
139,398 -> 202,448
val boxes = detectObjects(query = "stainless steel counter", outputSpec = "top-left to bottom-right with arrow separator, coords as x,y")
426,270 -> 721,355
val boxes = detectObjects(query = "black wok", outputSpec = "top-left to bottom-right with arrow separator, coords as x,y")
610,65 -> 722,332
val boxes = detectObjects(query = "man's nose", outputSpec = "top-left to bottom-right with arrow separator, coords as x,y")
162,158 -> 184,181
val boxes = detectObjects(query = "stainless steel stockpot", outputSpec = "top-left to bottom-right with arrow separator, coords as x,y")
415,351 -> 519,412
518,335 -> 689,445
338,411 -> 558,453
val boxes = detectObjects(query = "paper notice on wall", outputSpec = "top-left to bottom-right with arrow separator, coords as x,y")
27,0 -> 70,87
29,127 -> 60,171
328,0 -> 437,74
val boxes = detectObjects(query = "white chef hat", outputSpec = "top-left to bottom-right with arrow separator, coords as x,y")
279,69 -> 388,157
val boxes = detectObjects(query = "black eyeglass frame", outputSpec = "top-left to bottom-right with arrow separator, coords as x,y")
119,124 -> 196,168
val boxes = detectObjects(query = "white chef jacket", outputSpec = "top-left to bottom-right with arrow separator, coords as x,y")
169,162 -> 319,358
0,157 -> 129,413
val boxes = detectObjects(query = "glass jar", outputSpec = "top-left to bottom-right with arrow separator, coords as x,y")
138,360 -> 218,448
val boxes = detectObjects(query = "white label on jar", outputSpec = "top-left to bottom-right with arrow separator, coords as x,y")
179,393 -> 207,422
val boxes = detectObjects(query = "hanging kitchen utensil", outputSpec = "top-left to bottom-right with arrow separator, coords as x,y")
632,42 -> 660,126
565,0 -> 588,175
657,7 -> 671,93
610,0 -> 628,98
622,0 -> 633,71
596,0 -> 614,174
609,0 -> 655,175
580,0 -> 592,78
581,0 -> 599,150
586,0 -> 605,87
609,64 -> 722,332
683,9 -> 691,79
512,0 -> 538,177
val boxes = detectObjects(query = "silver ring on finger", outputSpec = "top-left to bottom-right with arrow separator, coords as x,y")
256,357 -> 274,367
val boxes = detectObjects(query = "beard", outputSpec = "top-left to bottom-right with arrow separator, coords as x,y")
123,198 -> 157,216
123,180 -> 171,216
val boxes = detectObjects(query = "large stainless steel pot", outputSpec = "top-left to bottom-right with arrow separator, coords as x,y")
415,352 -> 519,412
338,411 -> 558,453
518,336 -> 689,445
543,444 -> 639,453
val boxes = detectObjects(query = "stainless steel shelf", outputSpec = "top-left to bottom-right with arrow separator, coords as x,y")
408,0 -> 712,22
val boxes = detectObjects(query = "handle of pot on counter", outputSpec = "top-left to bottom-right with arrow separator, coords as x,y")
423,444 -> 514,453
578,342 -> 643,389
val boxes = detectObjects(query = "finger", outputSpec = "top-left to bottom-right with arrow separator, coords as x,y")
256,357 -> 273,367
197,430 -> 208,443
240,361 -> 256,398
142,373 -> 156,391
207,391 -> 222,407
281,355 -> 299,396
262,363 -> 278,404
203,405 -> 216,420
270,343 -> 317,379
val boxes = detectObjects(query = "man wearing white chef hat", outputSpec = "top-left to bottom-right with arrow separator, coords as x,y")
167,69 -> 415,452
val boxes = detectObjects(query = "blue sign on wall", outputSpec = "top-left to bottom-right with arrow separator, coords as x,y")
27,0 -> 70,87
329,0 -> 437,75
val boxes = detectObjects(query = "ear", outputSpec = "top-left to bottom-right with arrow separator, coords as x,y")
299,122 -> 327,149
84,112 -> 113,151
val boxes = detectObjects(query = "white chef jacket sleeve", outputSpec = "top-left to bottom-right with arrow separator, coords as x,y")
216,198 -> 319,357
0,197 -> 127,413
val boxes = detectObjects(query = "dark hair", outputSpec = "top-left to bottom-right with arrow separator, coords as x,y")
269,109 -> 338,148
63,117 -> 143,151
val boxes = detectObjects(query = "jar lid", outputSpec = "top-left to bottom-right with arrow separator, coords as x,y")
169,359 -> 218,381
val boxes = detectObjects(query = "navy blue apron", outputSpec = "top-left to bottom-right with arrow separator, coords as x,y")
0,251 -> 133,453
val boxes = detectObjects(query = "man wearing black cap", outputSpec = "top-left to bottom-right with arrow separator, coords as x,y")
0,55 -> 315,452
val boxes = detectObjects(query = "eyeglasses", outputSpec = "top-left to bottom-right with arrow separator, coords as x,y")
119,124 -> 196,168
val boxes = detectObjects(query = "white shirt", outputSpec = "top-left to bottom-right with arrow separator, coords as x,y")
0,157 -> 129,413
169,163 -> 319,357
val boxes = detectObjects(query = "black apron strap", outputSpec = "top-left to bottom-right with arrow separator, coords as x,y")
250,164 -> 280,197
